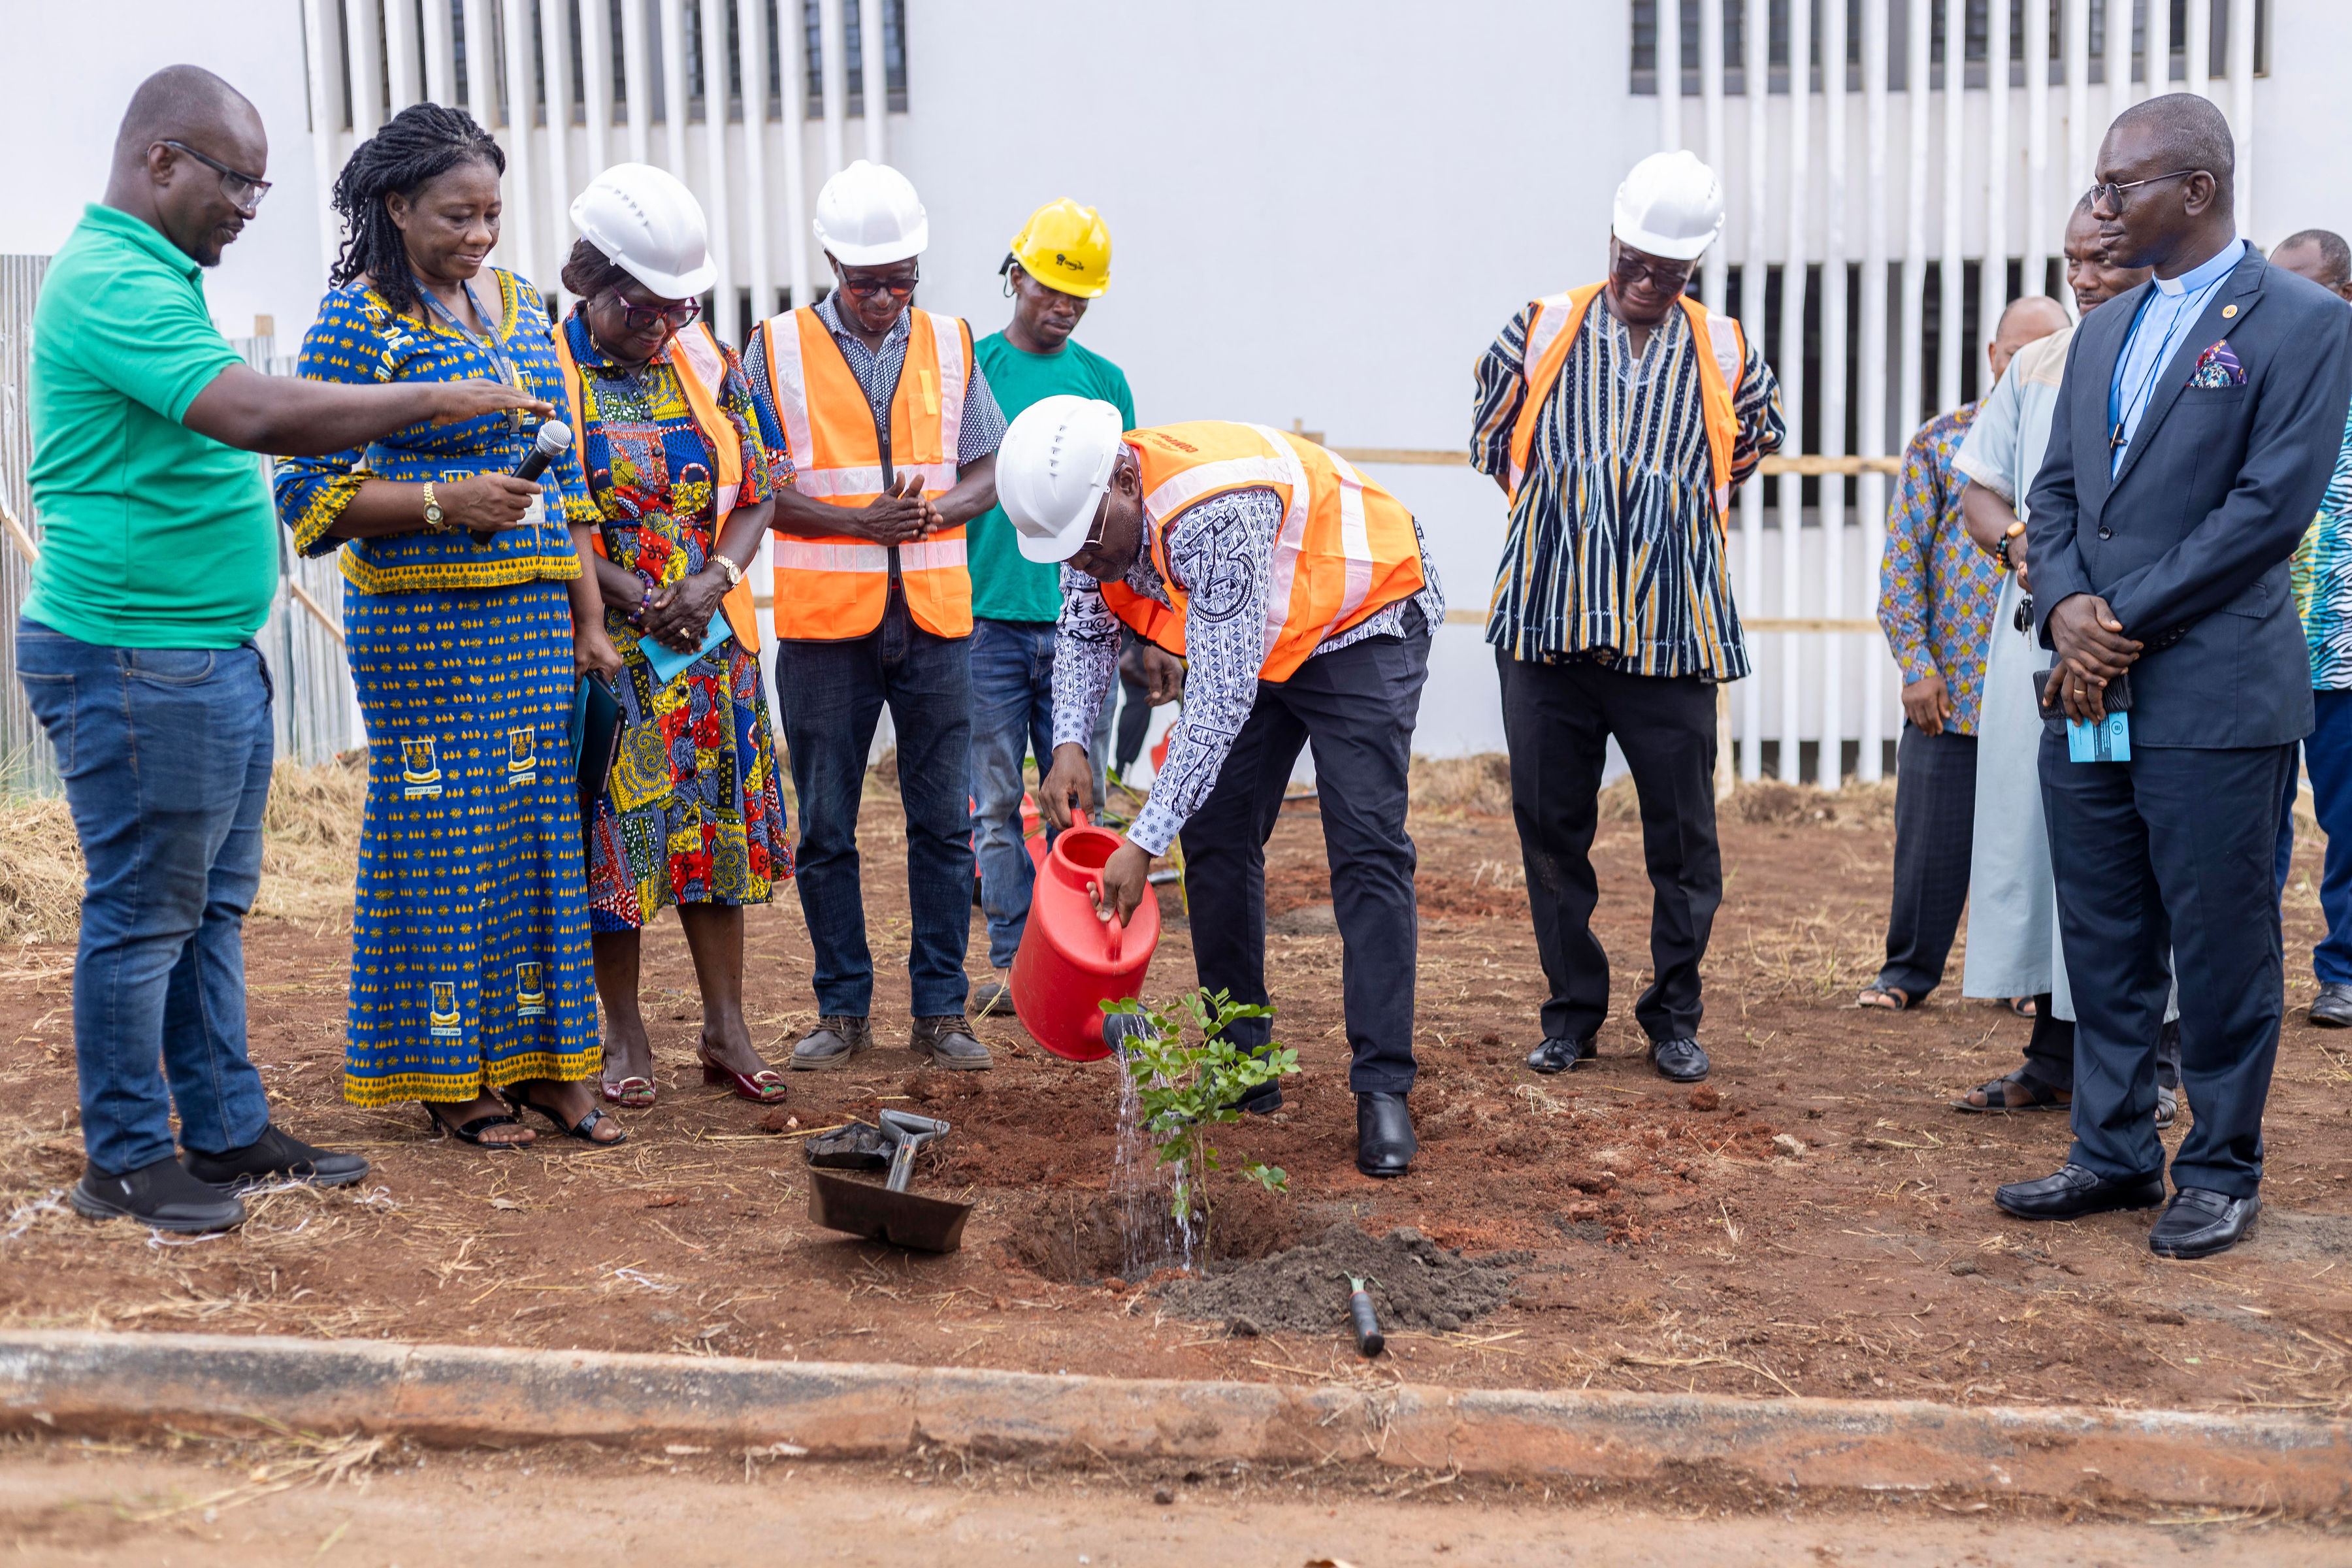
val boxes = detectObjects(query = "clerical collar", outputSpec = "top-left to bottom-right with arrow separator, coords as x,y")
2153,237 -> 2244,297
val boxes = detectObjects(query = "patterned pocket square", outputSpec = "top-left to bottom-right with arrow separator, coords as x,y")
2188,339 -> 2247,387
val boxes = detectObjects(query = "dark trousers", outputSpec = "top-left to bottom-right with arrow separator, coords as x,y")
2042,736 -> 2295,1198
1498,653 -> 1721,1045
1874,723 -> 1978,1001
1115,672 -> 1153,772
2302,691 -> 2352,983
774,588 -> 973,1019
2019,999 -> 2180,1094
1186,616 -> 1429,1095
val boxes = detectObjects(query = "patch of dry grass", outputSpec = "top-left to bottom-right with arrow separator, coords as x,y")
1411,753 -> 1512,816
0,760 -> 368,945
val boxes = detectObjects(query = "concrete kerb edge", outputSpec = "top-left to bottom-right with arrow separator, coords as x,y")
0,1330 -> 2344,1514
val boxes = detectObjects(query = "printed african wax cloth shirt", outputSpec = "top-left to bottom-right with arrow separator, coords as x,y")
1470,288 -> 1785,677
340,579 -> 598,1107
2291,399 -> 2352,691
274,268 -> 598,596
562,308 -> 793,927
1876,402 -> 2003,734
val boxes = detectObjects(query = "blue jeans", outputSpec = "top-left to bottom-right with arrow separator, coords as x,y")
17,620 -> 274,1174
774,589 -> 973,1017
968,618 -> 1113,969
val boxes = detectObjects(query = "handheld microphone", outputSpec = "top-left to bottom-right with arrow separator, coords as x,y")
476,419 -> 573,546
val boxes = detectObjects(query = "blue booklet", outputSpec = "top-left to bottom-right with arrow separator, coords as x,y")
640,616 -> 733,688
2067,710 -> 2131,763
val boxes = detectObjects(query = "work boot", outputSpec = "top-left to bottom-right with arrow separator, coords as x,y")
791,1014 -> 872,1072
183,1123 -> 370,1193
910,1014 -> 993,1071
71,1154 -> 246,1234
970,969 -> 1015,1019
1355,1092 -> 1416,1179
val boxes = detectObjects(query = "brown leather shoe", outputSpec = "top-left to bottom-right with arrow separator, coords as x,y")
789,1014 -> 872,1072
910,1014 -> 993,1071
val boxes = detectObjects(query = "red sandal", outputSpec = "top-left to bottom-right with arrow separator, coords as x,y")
601,1075 -> 655,1109
697,1047 -> 787,1104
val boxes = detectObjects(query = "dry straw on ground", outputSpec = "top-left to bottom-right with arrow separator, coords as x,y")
0,759 -> 368,944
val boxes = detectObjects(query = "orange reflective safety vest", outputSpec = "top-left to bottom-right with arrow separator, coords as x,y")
755,305 -> 974,640
1105,423 -> 1427,683
1505,284 -> 1747,529
551,321 -> 760,653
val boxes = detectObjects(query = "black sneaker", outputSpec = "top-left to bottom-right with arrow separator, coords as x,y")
182,1124 -> 370,1193
71,1155 -> 246,1233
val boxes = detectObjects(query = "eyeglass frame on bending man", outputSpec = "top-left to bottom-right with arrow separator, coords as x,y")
154,139 -> 270,216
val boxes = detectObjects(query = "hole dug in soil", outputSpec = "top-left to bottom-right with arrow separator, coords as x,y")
1163,1222 -> 1531,1336
1004,1186 -> 1304,1286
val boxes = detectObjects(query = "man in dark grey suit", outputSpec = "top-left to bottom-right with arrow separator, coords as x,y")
2001,94 -> 2352,1259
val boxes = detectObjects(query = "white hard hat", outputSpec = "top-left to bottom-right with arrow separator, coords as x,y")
813,159 -> 928,267
1611,150 -> 1724,262
997,396 -> 1127,564
569,163 -> 717,299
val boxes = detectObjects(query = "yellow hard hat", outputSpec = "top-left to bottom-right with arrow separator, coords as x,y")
1006,199 -> 1111,299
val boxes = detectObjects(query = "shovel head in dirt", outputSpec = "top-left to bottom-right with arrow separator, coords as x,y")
806,1110 -> 972,1253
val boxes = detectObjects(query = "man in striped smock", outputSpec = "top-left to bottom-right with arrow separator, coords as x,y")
1469,151 -> 1785,1085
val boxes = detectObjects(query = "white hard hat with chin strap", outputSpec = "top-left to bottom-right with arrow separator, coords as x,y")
570,162 -> 717,299
813,159 -> 929,267
996,396 -> 1127,564
1611,149 -> 1725,262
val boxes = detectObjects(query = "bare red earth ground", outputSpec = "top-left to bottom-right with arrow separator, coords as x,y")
3,779 -> 2351,1416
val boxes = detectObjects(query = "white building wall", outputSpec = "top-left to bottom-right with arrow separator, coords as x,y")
5,1 -> 2350,771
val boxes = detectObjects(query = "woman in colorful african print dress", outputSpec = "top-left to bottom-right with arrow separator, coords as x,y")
274,105 -> 626,1149
551,166 -> 793,1108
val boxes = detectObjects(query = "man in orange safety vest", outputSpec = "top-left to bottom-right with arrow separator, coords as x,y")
1004,399 -> 1445,1181
742,160 -> 1009,1074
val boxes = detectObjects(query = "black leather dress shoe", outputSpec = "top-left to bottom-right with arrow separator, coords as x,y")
1233,1083 -> 1284,1116
1525,1037 -> 1595,1075
2313,982 -> 2352,1028
1647,1037 -> 1710,1083
2149,1187 -> 2261,1259
1355,1092 -> 1416,1179
71,1155 -> 245,1233
183,1124 -> 370,1193
1994,1162 -> 2165,1221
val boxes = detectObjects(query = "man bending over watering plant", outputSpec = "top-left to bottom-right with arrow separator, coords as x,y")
998,399 -> 1443,1179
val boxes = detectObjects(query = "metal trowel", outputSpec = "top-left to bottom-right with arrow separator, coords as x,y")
806,1109 -> 972,1252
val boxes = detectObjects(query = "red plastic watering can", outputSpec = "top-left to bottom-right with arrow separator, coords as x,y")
1011,811 -> 1160,1062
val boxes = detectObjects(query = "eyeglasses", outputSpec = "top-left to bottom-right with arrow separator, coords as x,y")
608,294 -> 702,333
1610,250 -> 1695,292
840,268 -> 919,299
156,140 -> 270,215
2087,169 -> 2202,213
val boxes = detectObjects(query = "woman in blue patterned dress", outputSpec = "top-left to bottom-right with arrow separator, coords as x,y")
275,105 -> 625,1149
549,165 -> 793,1107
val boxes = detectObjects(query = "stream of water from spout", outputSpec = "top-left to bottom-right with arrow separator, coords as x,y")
1111,1041 -> 1198,1278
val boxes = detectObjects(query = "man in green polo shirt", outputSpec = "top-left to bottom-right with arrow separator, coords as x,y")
966,201 -> 1143,1015
22,66 -> 542,1233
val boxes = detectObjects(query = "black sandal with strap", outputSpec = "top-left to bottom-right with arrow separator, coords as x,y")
500,1086 -> 628,1147
1857,983 -> 1912,1011
422,1102 -> 532,1147
1951,1069 -> 2070,1114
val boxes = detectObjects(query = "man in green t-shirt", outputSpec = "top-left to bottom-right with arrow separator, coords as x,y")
966,201 -> 1142,1014
21,67 -> 542,1235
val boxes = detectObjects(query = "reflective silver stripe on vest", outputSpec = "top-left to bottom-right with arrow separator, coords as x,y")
1240,424 -> 1314,668
896,536 -> 968,573
791,461 -> 956,500
1316,445 -> 1375,644
760,312 -> 817,497
671,325 -> 740,517
1509,291 -> 1578,493
929,311 -> 968,474
772,539 -> 890,573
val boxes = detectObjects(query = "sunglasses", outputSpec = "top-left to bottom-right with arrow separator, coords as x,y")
840,268 -> 919,299
157,139 -> 270,216
606,293 -> 702,333
2086,169 -> 2202,214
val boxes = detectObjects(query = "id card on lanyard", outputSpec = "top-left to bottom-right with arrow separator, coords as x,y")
414,274 -> 545,544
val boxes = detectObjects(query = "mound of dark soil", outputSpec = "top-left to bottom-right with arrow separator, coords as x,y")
1162,1222 -> 1527,1335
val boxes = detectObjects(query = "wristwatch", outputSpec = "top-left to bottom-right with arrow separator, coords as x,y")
421,482 -> 447,532
710,552 -> 744,588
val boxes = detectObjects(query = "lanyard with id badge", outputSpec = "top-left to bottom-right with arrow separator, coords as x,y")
414,275 -> 547,547
2035,667 -> 2132,761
